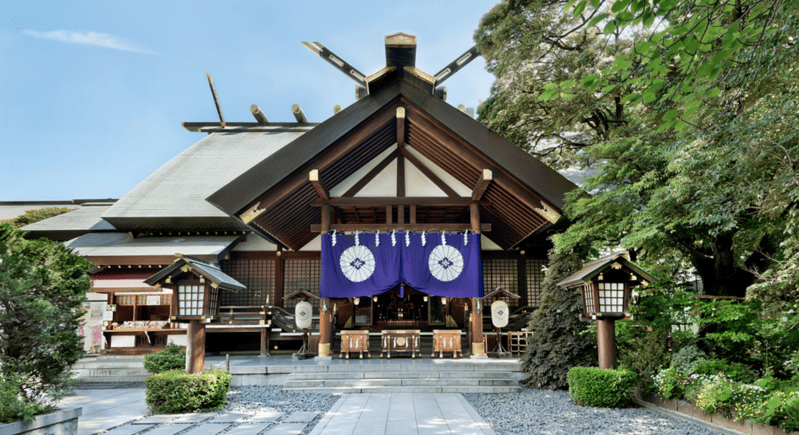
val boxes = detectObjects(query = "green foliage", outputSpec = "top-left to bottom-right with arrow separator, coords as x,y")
756,391 -> 799,431
652,366 -> 687,399
0,224 -> 91,411
567,367 -> 637,407
143,343 -> 186,374
670,345 -> 709,375
0,207 -> 74,229
0,372 -> 50,424
695,375 -> 768,420
521,245 -> 597,390
694,359 -> 756,384
145,370 -> 231,414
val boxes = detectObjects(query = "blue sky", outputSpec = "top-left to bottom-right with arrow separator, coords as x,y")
0,1 -> 498,201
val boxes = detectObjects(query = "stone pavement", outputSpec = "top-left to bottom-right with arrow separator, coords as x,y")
61,389 -> 494,435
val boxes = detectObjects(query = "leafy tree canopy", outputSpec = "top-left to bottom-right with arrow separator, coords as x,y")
475,0 -> 799,298
0,207 -> 74,229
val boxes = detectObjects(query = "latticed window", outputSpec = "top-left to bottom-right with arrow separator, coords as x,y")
220,259 -> 275,306
598,282 -> 624,312
483,258 -> 518,306
178,285 -> 204,316
526,258 -> 546,307
208,286 -> 220,318
284,258 -> 321,310
583,284 -> 595,313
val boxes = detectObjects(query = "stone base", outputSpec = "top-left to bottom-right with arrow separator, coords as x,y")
314,356 -> 332,361
0,408 -> 82,435
317,343 -> 332,358
471,342 -> 485,357
469,355 -> 489,359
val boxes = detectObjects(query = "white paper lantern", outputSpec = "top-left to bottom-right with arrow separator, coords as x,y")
295,301 -> 313,330
491,300 -> 509,328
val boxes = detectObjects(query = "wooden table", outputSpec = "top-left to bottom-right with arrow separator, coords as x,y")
432,329 -> 462,358
339,330 -> 371,359
380,330 -> 421,358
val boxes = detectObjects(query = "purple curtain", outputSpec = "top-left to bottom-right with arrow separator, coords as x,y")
320,231 -> 483,298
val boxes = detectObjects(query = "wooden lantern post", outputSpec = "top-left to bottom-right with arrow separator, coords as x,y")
557,254 -> 656,370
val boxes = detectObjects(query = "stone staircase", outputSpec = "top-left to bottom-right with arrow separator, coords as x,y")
71,355 -> 150,383
282,360 -> 523,394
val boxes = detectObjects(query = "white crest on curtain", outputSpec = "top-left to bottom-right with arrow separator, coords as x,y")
340,245 -> 376,283
428,232 -> 464,282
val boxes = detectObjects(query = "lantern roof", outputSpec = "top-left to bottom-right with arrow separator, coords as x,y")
481,287 -> 521,301
557,253 -> 656,289
144,254 -> 245,292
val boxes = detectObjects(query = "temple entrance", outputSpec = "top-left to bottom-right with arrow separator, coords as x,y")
347,284 -> 457,329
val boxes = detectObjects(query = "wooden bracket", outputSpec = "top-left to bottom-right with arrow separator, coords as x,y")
472,169 -> 492,201
309,169 -> 330,202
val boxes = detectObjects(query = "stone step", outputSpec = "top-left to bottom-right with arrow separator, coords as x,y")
281,385 -> 522,394
284,362 -> 521,373
284,378 -> 518,388
286,370 -> 515,380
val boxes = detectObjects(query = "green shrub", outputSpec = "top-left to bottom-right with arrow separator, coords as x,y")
755,390 -> 799,431
143,343 -> 186,374
652,367 -> 687,399
0,373 -> 50,424
567,367 -> 637,408
145,370 -> 231,414
694,359 -> 755,383
670,345 -> 709,375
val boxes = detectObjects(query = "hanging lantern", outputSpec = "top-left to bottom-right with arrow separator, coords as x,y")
423,295 -> 428,302
354,297 -> 360,305
295,301 -> 313,330
441,297 -> 447,305
373,296 -> 378,303
491,300 -> 509,328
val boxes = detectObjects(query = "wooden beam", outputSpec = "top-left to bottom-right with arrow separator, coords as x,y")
292,104 -> 309,123
250,105 -> 269,123
401,149 -> 460,198
309,170 -> 329,201
206,72 -> 226,127
396,107 -> 406,148
311,223 -> 491,232
386,205 -> 392,224
343,149 -> 401,197
397,154 -> 405,197
321,203 -> 331,233
182,122 -> 318,132
410,204 -> 416,224
398,205 -> 404,224
312,197 -> 488,207
470,203 -> 481,234
472,169 -> 492,201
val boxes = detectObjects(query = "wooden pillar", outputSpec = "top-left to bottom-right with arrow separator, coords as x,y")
186,320 -> 206,374
470,298 -> 485,357
321,203 -> 331,233
317,298 -> 332,359
469,202 -> 485,356
597,319 -> 617,369
260,327 -> 271,357
275,248 -> 284,308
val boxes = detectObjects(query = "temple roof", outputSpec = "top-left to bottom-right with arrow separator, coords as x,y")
64,232 -> 242,265
20,203 -> 115,240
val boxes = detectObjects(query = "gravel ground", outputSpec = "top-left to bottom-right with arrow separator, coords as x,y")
463,387 -> 717,435
223,385 -> 339,434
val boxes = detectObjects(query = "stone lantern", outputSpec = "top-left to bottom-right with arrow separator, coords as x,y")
558,253 -> 655,369
145,254 -> 245,373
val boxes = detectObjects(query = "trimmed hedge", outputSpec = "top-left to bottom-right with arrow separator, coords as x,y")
143,343 -> 186,374
567,367 -> 637,408
145,369 -> 231,414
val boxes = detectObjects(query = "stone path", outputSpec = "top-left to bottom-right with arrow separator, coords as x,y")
63,389 -> 493,435
309,393 -> 495,435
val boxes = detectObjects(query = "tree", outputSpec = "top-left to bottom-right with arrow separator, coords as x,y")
0,207 -> 74,229
521,244 -> 597,389
475,0 -> 799,297
0,224 -> 91,408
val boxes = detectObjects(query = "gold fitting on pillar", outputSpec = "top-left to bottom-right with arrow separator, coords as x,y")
318,343 -> 332,357
471,342 -> 486,356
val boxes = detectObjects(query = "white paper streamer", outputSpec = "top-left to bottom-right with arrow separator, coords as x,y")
405,231 -> 410,247
422,231 -> 426,246
391,230 -> 396,246
332,230 -> 337,246
464,230 -> 469,245
375,231 -> 380,247
355,231 -> 360,246
441,232 -> 447,246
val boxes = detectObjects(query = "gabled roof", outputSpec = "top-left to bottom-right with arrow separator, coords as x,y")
144,255 -> 245,292
557,253 -> 657,288
102,128 -> 311,233
207,77 -> 578,250
64,232 -> 242,265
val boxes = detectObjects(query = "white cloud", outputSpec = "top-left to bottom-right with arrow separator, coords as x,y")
22,29 -> 158,54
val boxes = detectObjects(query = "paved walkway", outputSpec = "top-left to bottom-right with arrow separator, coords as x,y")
310,393 -> 495,435
61,389 -> 493,435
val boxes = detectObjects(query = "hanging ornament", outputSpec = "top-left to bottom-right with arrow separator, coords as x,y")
355,230 -> 360,246
422,231 -> 427,246
332,230 -> 337,246
375,230 -> 380,247
464,230 -> 469,245
405,231 -> 410,247
391,230 -> 396,246
441,232 -> 447,246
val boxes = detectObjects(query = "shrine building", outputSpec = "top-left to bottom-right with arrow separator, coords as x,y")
21,33 -> 578,366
